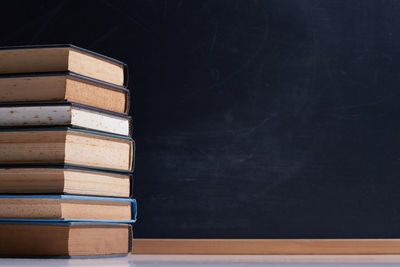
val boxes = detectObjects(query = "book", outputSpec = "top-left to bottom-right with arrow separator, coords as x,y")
0,127 -> 134,171
0,102 -> 132,136
0,222 -> 132,256
0,72 -> 129,114
0,164 -> 133,197
0,44 -> 136,257
0,195 -> 137,222
0,44 -> 128,87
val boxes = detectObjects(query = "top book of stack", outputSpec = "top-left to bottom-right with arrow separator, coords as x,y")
0,45 -> 129,114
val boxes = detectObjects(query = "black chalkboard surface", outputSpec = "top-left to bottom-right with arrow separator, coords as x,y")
2,0 -> 400,238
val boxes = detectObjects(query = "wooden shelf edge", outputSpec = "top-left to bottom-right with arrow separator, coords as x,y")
132,238 -> 400,255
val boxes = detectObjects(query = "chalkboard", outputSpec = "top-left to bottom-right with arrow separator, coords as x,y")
2,0 -> 400,238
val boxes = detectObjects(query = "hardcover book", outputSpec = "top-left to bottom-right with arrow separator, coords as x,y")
0,222 -> 132,256
0,164 -> 133,197
0,127 -> 135,171
0,44 -> 128,87
0,44 -> 136,258
0,102 -> 132,136
0,72 -> 130,114
0,195 -> 137,223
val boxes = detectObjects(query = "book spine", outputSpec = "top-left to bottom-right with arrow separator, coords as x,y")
131,199 -> 137,222
128,224 -> 133,252
125,89 -> 131,115
129,173 -> 134,198
130,140 -> 136,172
123,63 -> 129,88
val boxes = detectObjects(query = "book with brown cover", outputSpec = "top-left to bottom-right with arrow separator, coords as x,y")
0,222 -> 133,257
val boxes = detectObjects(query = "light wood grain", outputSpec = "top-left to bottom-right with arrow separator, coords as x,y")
129,254 -> 400,262
132,239 -> 400,255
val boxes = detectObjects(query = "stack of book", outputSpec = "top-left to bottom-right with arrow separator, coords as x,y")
0,45 -> 136,257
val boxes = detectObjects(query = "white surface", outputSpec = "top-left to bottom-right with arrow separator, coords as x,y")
2,254 -> 400,266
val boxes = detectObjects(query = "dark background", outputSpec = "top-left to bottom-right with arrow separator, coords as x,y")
2,0 -> 400,238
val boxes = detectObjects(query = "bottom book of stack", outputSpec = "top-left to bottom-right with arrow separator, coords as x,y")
0,222 -> 132,256
0,195 -> 137,257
